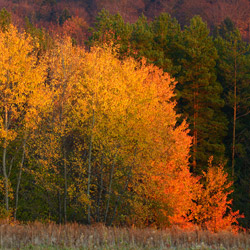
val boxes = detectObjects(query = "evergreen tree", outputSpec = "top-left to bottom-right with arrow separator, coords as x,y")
214,20 -> 250,227
150,13 -> 181,75
215,21 -> 250,176
175,16 -> 227,173
129,14 -> 154,60
87,9 -> 132,57
0,8 -> 11,31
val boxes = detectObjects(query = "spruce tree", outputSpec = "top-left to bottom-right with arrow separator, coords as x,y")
215,22 -> 250,176
128,14 -> 154,61
214,20 -> 250,227
175,16 -> 227,173
87,9 -> 132,57
150,13 -> 181,74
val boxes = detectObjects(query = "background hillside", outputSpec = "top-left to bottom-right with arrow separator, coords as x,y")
1,0 -> 250,40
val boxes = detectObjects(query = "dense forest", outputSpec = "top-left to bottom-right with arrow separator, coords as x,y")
0,1 -> 250,233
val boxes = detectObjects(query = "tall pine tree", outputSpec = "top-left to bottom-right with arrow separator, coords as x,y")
214,19 -> 250,227
175,16 -> 227,173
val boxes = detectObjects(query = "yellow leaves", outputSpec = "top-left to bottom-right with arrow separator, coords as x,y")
0,25 -> 34,84
0,27 -> 230,229
45,44 -> 193,226
76,48 -> 192,227
0,178 -> 14,200
0,24 -> 48,141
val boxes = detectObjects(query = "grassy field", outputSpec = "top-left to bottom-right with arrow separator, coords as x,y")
0,222 -> 249,249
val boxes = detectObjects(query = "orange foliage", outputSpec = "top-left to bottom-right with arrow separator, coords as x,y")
123,61 -> 197,227
61,16 -> 87,44
191,157 -> 244,233
0,23 -> 244,230
49,16 -> 88,45
149,161 -> 200,228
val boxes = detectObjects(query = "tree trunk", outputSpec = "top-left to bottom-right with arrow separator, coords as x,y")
14,138 -> 26,220
104,150 -> 118,224
2,106 -> 9,212
109,175 -> 129,226
193,82 -> 198,170
97,154 -> 104,222
232,51 -> 237,177
3,147 -> 8,212
87,109 -> 95,224
63,145 -> 67,223
60,52 -> 68,223
58,191 -> 62,223
109,148 -> 136,226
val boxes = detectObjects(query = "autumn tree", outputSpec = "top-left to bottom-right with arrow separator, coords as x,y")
27,36 -> 87,223
0,24 -> 47,215
50,45 -> 194,226
0,15 -> 245,229
192,157 -> 243,232
24,17 -> 54,53
88,12 -> 227,174
81,50 -> 194,227
60,16 -> 88,45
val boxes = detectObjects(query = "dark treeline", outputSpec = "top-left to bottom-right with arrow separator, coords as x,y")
0,7 -> 249,231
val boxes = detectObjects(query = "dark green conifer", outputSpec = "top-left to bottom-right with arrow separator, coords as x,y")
0,8 -> 11,31
175,16 -> 227,173
214,20 -> 250,227
87,9 -> 132,57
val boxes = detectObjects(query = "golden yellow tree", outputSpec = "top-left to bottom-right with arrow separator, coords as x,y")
29,36 -> 86,223
0,25 -> 47,214
122,62 -> 195,227
73,47 -> 194,226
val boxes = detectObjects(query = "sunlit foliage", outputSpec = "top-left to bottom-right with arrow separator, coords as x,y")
0,21 -> 243,232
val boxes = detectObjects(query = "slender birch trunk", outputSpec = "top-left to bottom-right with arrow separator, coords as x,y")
104,150 -> 117,224
87,109 -> 95,224
63,144 -> 67,223
14,137 -> 27,220
109,175 -> 129,226
61,53 -> 68,223
97,154 -> 104,222
3,106 -> 9,212
58,191 -> 62,223
109,148 -> 136,226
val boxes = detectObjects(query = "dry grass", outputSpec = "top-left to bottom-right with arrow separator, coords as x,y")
0,222 -> 249,249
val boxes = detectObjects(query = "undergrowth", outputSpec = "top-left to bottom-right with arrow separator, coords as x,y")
0,222 -> 249,249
